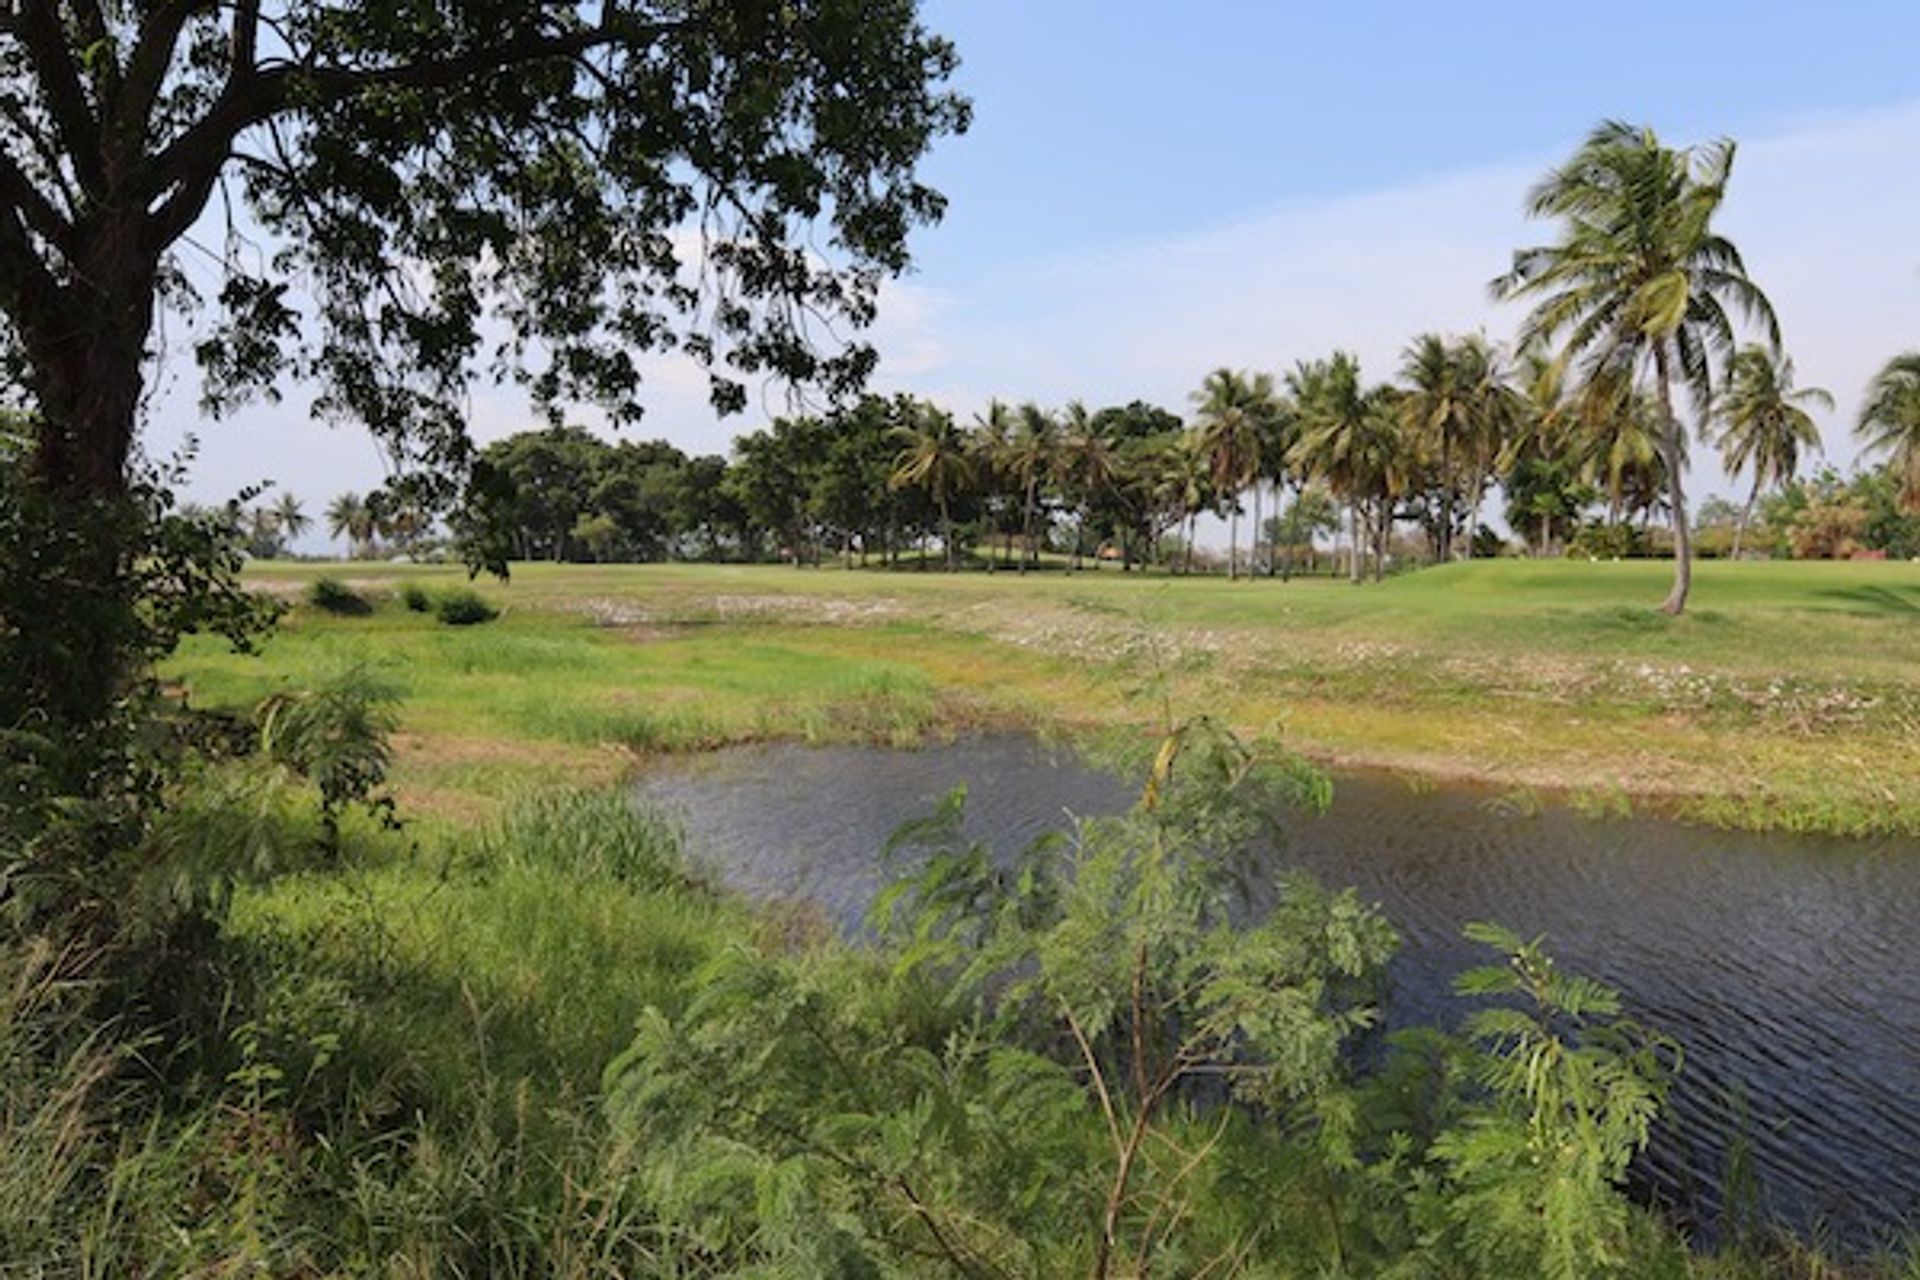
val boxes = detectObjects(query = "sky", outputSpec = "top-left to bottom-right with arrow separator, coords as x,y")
147,1 -> 1920,549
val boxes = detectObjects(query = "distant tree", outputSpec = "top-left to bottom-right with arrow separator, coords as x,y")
1400,334 -> 1520,563
1092,402 -> 1186,571
1292,353 -> 1389,583
243,505 -> 286,559
1857,353 -> 1920,514
273,492 -> 311,548
889,403 -> 974,570
971,400 -> 1018,570
325,492 -> 375,559
1008,404 -> 1060,573
1266,484 -> 1339,579
1495,122 -> 1779,614
1055,401 -> 1120,572
1713,346 -> 1830,558
1191,369 -> 1276,581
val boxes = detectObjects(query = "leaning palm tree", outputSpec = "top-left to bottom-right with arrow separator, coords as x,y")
1493,121 -> 1779,615
1008,403 -> 1059,573
1857,353 -> 1920,515
1191,368 -> 1274,580
1714,346 -> 1831,557
889,406 -> 975,571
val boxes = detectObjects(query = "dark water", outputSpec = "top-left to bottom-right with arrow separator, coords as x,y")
634,738 -> 1920,1246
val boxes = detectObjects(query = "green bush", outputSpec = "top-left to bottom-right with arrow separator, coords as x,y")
1567,523 -> 1646,560
306,576 -> 370,616
398,582 -> 432,612
435,588 -> 498,626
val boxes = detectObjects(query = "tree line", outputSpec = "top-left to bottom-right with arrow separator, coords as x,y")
415,331 -> 1917,582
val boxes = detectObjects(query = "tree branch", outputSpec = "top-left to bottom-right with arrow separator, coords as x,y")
0,148 -> 75,258
119,0 -> 216,142
15,0 -> 104,192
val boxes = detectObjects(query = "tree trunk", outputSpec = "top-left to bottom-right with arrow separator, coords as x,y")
10,233 -> 159,786
1184,512 -> 1197,575
1439,427 -> 1454,562
1653,347 -> 1693,615
1250,483 -> 1263,580
1020,480 -> 1036,574
1374,504 -> 1388,583
1227,500 -> 1239,582
1732,474 -> 1761,562
1348,501 -> 1362,584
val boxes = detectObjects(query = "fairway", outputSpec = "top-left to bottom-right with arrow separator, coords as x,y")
179,557 -> 1920,836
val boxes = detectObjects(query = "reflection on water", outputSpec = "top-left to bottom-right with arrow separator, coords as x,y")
634,738 -> 1920,1244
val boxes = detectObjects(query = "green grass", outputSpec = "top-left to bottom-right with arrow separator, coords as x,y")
189,557 -> 1920,835
32,556 -> 1917,1273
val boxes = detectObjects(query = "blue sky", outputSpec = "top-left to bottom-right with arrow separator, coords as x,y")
153,2 -> 1920,544
913,2 -> 1920,272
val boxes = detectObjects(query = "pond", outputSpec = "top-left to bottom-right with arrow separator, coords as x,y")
634,737 -> 1920,1246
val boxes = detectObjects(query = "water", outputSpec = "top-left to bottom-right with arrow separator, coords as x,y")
635,737 -> 1920,1245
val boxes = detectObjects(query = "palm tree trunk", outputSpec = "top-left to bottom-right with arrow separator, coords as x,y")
1653,347 -> 1693,615
1732,473 -> 1761,561
1439,428 -> 1454,562
1347,501 -> 1362,584
1021,480 -> 1036,574
1374,504 -> 1388,583
1250,483 -> 1263,580
1227,502 -> 1239,582
1184,512 -> 1197,575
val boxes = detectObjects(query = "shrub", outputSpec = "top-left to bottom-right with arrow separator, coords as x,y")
255,667 -> 402,850
1566,523 -> 1645,560
398,582 -> 432,612
306,577 -> 370,616
435,588 -> 498,626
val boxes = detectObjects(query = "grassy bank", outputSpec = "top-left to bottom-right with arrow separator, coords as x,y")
179,557 -> 1920,837
55,558 -> 1907,1274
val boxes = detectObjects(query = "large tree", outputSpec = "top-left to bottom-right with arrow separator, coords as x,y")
0,0 -> 966,778
1493,121 -> 1778,614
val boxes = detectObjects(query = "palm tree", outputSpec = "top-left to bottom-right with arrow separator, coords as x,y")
1493,121 -> 1779,615
1055,401 -> 1118,572
1160,430 -> 1213,574
1191,369 -> 1273,580
972,400 -> 1017,571
1255,391 -> 1301,577
1400,334 -> 1521,562
273,491 -> 311,546
1714,346 -> 1831,557
1857,353 -> 1920,515
1291,353 -> 1381,584
1008,403 -> 1058,573
889,405 -> 975,571
326,491 -> 374,558
1578,379 -> 1668,528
